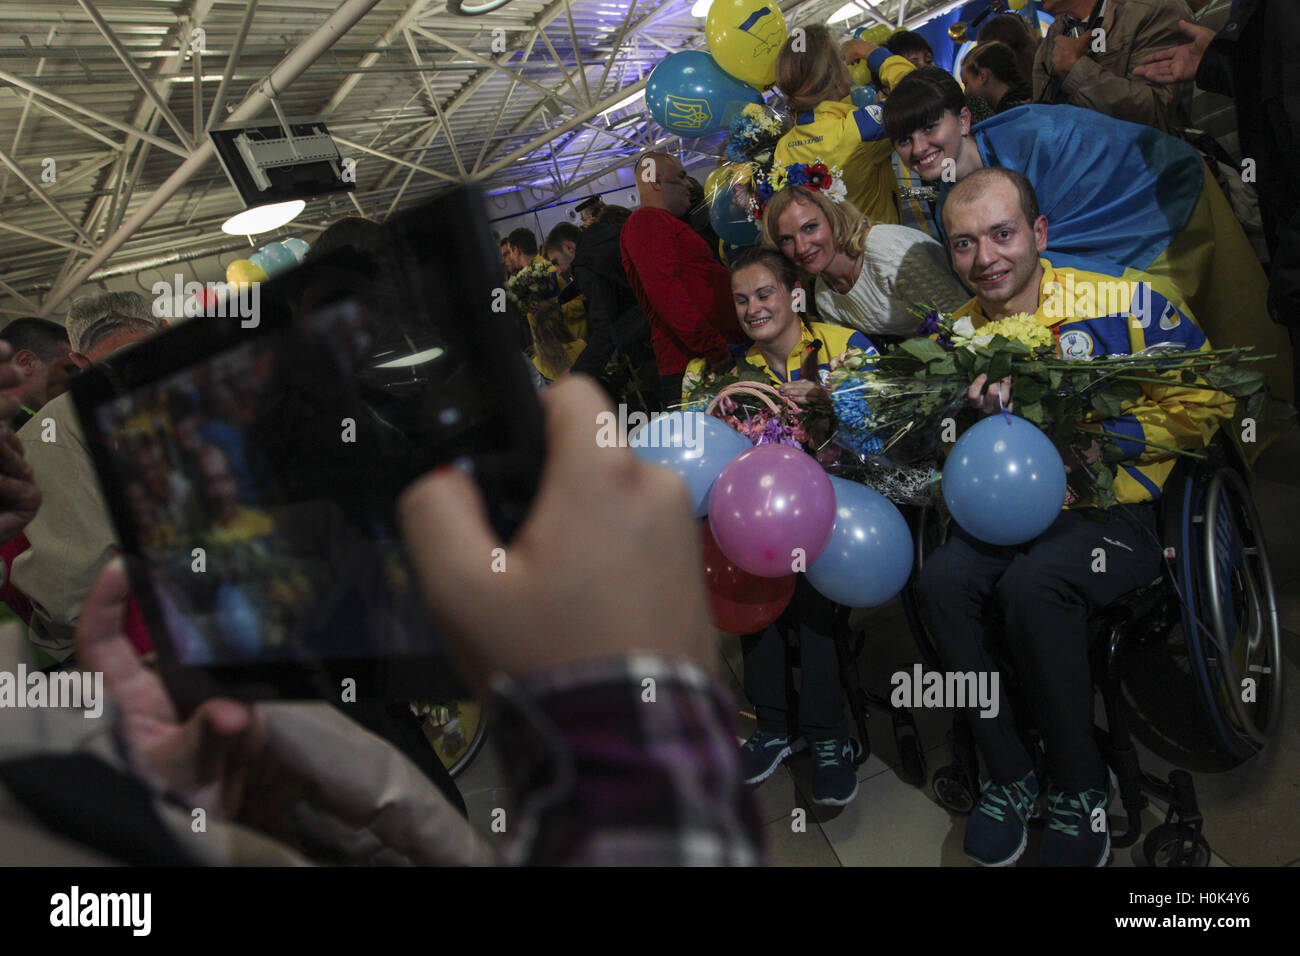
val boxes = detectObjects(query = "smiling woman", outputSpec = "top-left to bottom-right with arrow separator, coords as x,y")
760,184 -> 967,339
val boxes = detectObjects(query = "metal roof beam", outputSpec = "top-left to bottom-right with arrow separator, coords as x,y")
40,0 -> 389,315
75,0 -> 195,152
0,68 -> 191,158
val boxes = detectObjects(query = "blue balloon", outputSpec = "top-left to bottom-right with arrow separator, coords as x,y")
247,251 -> 273,275
941,414 -> 1066,546
630,411 -> 752,517
646,51 -> 764,138
806,476 -> 913,607
850,84 -> 880,108
282,237 -> 311,263
709,179 -> 759,246
258,241 -> 299,276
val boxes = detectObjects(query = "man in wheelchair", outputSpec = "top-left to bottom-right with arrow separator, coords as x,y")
916,168 -> 1235,867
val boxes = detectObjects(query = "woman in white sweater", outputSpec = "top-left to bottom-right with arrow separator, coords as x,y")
760,183 -> 967,340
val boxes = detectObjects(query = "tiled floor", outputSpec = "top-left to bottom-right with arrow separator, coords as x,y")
457,425 -> 1300,866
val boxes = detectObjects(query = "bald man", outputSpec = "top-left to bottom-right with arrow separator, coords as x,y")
619,151 -> 740,404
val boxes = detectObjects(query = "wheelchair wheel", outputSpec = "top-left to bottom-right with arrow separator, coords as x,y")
1142,823 -> 1211,868
1173,458 -> 1283,760
421,700 -> 488,778
932,764 -> 975,814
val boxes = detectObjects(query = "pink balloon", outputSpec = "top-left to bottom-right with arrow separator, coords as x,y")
707,444 -> 836,578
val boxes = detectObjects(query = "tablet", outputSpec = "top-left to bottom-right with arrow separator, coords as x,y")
70,187 -> 544,710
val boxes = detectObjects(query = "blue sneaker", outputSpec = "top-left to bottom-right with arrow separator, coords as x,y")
964,770 -> 1040,866
1039,786 -> 1110,867
810,738 -> 858,806
740,730 -> 792,784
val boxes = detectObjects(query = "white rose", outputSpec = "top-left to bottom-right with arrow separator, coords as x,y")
952,316 -> 977,339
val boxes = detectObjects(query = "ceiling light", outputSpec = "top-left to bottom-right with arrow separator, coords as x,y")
374,347 -> 444,369
691,0 -> 713,17
221,200 -> 306,236
599,90 -> 645,118
828,3 -> 863,24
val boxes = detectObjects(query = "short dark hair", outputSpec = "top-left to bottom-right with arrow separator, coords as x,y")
542,221 -> 582,257
506,227 -> 537,256
0,317 -> 69,362
304,216 -> 382,265
729,245 -> 800,293
597,204 -> 633,226
944,166 -> 1041,230
882,66 -> 968,142
885,30 -> 934,60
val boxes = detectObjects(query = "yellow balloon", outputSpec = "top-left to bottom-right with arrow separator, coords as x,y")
226,258 -> 268,286
863,23 -> 893,45
706,0 -> 787,90
1009,0 -> 1028,9
704,165 -> 731,205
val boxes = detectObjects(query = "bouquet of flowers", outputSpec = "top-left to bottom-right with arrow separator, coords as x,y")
682,361 -> 837,463
505,258 -> 558,313
830,306 -> 1279,508
725,103 -> 786,168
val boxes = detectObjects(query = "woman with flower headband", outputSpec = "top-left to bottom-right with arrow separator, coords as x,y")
879,67 -> 1293,412
684,246 -> 879,806
759,180 -> 968,340
771,24 -> 915,225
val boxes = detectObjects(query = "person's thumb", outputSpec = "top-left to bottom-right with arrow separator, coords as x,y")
398,465 -> 512,685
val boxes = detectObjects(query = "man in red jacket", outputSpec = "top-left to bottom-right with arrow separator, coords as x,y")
620,151 -> 741,404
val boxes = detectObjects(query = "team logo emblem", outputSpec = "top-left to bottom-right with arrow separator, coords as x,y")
1058,329 -> 1094,361
665,95 -> 712,132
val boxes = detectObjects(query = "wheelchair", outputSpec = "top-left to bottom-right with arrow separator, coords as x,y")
898,432 -> 1282,866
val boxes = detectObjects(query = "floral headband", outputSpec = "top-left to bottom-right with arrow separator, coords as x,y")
747,159 -> 848,222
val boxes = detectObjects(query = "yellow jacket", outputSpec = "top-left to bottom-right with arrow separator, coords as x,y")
774,50 -> 914,224
953,260 -> 1235,505
682,321 -> 878,399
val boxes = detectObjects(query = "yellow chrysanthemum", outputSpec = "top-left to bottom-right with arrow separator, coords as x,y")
980,313 -> 1054,351
768,165 -> 788,192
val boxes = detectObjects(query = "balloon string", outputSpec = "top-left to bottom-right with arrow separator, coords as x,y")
998,383 -> 1012,424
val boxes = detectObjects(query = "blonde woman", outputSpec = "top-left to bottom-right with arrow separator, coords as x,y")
761,182 -> 967,340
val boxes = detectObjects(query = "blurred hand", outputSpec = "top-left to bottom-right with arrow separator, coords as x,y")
967,373 -> 1013,416
0,424 -> 40,546
0,342 -> 22,418
1049,32 -> 1091,76
398,375 -> 716,692
1133,20 -> 1214,84
842,39 -> 877,64
0,343 -> 38,545
75,558 -> 268,817
780,379 -> 831,406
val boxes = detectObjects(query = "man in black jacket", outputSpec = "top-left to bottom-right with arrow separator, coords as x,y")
543,221 -> 656,405
1135,0 -> 1300,396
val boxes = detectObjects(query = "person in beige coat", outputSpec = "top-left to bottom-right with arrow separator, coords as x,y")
1033,0 -> 1194,136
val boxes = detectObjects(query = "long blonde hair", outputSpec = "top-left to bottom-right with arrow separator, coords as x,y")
760,186 -> 872,262
531,301 -> 575,379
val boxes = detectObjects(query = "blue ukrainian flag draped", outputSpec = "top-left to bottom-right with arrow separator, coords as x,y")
949,104 -> 1293,417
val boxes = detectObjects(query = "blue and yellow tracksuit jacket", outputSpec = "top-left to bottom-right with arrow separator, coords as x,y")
774,48 -> 914,225
952,260 -> 1236,506
683,321 -> 879,398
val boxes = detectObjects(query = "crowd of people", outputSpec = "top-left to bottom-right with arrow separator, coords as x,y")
0,0 -> 1293,867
